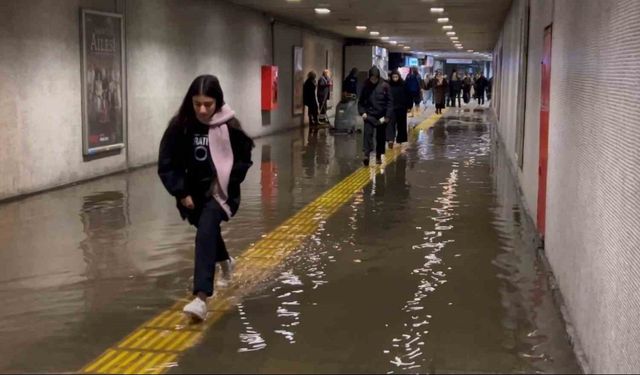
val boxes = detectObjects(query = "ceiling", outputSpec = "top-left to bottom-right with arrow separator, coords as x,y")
227,0 -> 512,59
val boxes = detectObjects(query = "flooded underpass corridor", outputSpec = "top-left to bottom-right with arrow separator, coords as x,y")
0,110 -> 580,374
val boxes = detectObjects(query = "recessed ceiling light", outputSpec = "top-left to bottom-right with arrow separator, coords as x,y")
404,46 -> 411,50
381,36 -> 390,40
370,31 -> 380,36
389,41 -> 398,45
446,31 -> 456,36
450,36 -> 459,40
398,43 -> 405,47
442,25 -> 453,30
356,26 -> 367,31
430,7 -> 445,13
314,8 -> 331,15
437,18 -> 449,23
467,49 -> 474,52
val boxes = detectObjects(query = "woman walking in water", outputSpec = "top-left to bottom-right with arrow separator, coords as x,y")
158,75 -> 254,322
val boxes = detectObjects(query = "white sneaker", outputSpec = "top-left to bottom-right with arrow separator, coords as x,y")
183,297 -> 207,322
220,257 -> 235,284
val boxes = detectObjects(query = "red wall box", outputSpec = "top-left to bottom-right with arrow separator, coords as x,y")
261,65 -> 278,111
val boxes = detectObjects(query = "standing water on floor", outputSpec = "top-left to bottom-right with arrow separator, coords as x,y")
0,110 -> 580,373
174,111 -> 581,374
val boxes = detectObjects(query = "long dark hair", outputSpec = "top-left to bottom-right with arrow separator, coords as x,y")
389,70 -> 404,86
172,75 -> 225,127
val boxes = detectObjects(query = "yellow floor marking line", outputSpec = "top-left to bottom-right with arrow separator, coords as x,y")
80,112 -> 443,374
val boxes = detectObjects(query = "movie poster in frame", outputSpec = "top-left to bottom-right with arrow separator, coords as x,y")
80,9 -> 126,156
292,46 -> 304,116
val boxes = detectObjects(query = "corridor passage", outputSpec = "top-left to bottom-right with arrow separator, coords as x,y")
0,110 -> 580,374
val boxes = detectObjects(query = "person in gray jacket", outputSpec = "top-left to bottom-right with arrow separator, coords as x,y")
358,66 -> 393,166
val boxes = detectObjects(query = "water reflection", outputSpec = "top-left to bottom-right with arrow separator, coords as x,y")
80,191 -> 130,281
237,303 -> 267,352
384,162 -> 460,372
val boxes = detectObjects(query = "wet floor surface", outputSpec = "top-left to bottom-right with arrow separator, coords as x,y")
0,108 -> 580,374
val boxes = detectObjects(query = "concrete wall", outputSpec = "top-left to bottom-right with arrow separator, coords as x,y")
0,0 -> 128,201
271,23 -> 344,128
494,0 -> 640,372
125,0 -> 271,168
272,22 -> 304,130
303,31 -> 343,124
0,0 -> 345,200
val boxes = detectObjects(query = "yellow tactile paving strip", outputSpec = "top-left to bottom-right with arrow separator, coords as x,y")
80,112 -> 443,374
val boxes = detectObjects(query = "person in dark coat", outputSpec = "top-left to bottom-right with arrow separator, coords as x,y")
448,70 -> 463,108
405,66 -> 422,117
387,70 -> 411,147
158,74 -> 254,322
303,71 -> 319,131
427,71 -> 448,114
343,67 -> 358,97
475,72 -> 489,105
358,66 -> 394,166
462,72 -> 472,104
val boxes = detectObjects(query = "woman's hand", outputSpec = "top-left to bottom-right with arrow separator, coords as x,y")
180,195 -> 195,209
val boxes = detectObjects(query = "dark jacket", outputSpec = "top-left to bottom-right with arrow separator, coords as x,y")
343,74 -> 358,95
449,76 -> 463,95
475,76 -> 489,93
462,76 -> 472,91
158,117 -> 254,223
358,80 -> 394,120
389,80 -> 412,111
303,78 -> 317,108
405,73 -> 422,94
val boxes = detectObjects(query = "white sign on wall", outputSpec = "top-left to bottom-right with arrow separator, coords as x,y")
446,59 -> 473,64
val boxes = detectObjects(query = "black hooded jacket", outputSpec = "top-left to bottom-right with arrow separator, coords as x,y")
358,67 -> 394,119
158,117 -> 254,223
389,76 -> 412,111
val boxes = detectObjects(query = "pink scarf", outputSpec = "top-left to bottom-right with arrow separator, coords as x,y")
207,104 -> 235,218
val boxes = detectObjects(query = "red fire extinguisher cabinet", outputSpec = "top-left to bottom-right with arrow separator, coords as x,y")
261,65 -> 278,111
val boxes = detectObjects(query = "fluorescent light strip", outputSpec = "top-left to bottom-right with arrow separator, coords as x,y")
314,8 -> 331,14
430,7 -> 445,13
356,26 -> 367,31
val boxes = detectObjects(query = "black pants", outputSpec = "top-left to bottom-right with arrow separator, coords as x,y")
448,92 -> 461,107
462,89 -> 471,103
477,91 -> 485,105
193,198 -> 230,297
363,118 -> 387,158
307,104 -> 318,127
388,108 -> 408,143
